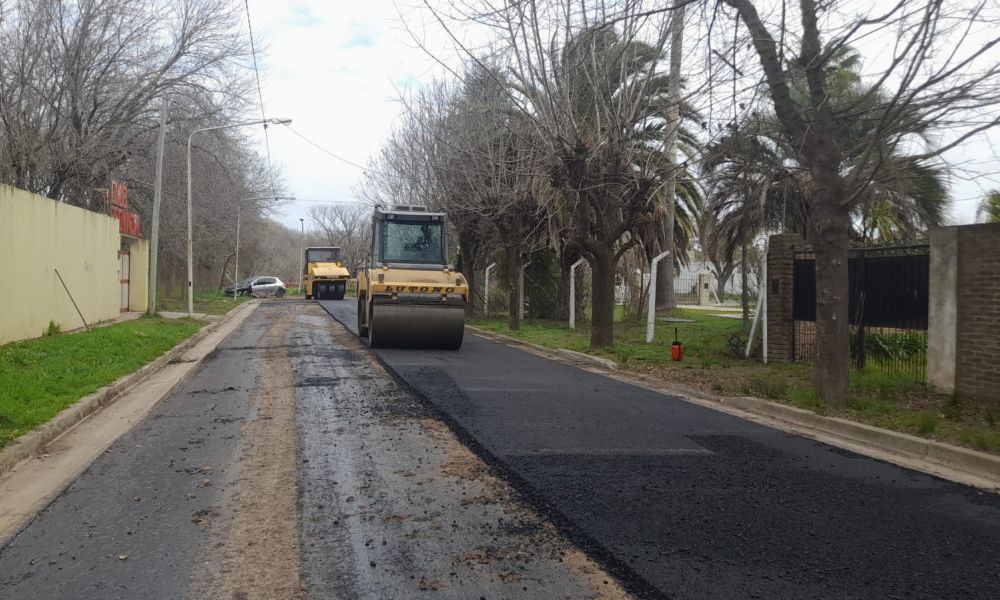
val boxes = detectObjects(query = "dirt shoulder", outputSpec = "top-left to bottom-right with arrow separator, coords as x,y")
188,304 -> 304,599
294,304 -> 631,599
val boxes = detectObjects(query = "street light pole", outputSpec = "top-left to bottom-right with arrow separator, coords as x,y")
186,117 -> 291,316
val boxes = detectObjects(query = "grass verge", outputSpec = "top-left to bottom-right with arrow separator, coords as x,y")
0,316 -> 204,448
470,310 -> 1000,455
157,290 -> 252,315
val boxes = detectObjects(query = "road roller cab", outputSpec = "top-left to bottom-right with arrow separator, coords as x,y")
304,247 -> 351,300
356,206 -> 468,349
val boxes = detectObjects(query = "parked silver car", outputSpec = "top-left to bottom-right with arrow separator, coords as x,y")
248,276 -> 286,298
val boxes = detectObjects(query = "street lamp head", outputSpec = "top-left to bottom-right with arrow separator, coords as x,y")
269,118 -> 292,125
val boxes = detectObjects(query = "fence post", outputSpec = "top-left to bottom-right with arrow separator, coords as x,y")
484,262 -> 496,317
697,273 -> 711,306
927,227 -> 958,394
569,258 -> 586,329
762,251 -> 768,362
519,261 -> 532,320
646,251 -> 671,343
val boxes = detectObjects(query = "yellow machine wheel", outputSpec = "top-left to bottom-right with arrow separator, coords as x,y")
367,302 -> 464,350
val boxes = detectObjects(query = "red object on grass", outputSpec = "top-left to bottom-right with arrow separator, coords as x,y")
671,328 -> 683,361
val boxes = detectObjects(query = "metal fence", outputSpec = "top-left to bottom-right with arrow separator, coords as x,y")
793,245 -> 930,381
612,264 -> 762,307
673,273 -> 701,304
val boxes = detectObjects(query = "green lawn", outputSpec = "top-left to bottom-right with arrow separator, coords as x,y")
0,316 -> 204,448
470,309 -> 1000,454
157,290 -> 252,315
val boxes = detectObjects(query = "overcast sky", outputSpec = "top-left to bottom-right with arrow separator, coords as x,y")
246,0 -> 998,231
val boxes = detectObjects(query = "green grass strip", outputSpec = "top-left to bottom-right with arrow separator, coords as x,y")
0,316 -> 203,448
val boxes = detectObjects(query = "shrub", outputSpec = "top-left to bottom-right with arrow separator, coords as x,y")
916,412 -> 938,434
743,376 -> 788,400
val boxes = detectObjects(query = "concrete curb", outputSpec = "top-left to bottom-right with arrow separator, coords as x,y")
555,348 -> 617,370
0,301 -> 256,478
469,327 -> 620,370
467,326 -> 1000,489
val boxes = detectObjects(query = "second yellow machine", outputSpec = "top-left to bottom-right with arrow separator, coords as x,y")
356,206 -> 468,349
303,246 -> 351,300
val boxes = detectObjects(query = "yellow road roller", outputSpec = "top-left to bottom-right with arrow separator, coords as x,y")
304,246 -> 351,300
356,206 -> 468,349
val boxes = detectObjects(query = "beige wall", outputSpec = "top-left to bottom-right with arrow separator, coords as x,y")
0,185 -> 148,344
127,238 -> 149,313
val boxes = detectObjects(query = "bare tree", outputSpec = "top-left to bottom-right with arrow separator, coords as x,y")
308,203 -> 372,271
438,2 -> 689,347
0,0 -> 252,204
713,0 -> 1000,403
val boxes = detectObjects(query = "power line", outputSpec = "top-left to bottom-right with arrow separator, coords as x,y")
279,124 -> 378,173
291,197 -> 374,205
244,0 -> 277,196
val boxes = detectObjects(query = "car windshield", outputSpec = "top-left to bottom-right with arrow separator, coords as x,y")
306,248 -> 340,262
381,220 -> 444,264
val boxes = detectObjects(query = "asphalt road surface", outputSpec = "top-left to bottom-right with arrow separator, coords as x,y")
321,299 -> 1000,600
0,303 -> 628,600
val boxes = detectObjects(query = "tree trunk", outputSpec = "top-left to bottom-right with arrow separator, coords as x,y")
457,229 -> 480,318
740,243 -> 750,329
810,190 -> 852,406
555,255 -> 572,321
219,253 -> 234,290
656,1 -> 685,310
464,267 -> 477,318
655,254 -> 674,310
590,252 -> 615,348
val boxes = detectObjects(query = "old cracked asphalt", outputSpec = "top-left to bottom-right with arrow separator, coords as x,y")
320,299 -> 1000,600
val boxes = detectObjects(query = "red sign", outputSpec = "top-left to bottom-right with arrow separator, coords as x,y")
111,180 -> 128,209
113,205 -> 141,237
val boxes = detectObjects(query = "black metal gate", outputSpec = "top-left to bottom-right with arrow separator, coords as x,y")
792,245 -> 929,381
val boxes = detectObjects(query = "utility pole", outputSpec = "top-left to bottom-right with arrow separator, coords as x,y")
657,1 -> 685,310
148,96 -> 168,316
233,200 -> 241,302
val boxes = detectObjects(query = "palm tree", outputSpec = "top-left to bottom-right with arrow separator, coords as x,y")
702,46 -> 949,257
978,189 -> 1000,223
529,25 -> 705,347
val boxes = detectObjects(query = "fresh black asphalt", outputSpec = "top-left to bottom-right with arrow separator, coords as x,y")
321,299 -> 1000,600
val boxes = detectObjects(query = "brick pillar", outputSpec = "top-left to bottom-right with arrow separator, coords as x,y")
954,224 -> 1000,407
766,234 -> 804,362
